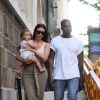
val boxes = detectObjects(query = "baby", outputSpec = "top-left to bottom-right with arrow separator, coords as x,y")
16,29 -> 45,72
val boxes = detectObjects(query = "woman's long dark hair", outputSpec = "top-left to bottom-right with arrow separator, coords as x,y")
32,23 -> 48,42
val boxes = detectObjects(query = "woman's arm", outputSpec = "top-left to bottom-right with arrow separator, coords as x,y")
38,43 -> 50,61
48,49 -> 55,89
27,40 -> 36,49
33,43 -> 50,62
26,43 -> 50,62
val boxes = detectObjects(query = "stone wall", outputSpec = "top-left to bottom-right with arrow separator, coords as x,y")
0,0 -> 25,100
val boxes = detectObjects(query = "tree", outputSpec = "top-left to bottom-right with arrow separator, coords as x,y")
79,0 -> 100,10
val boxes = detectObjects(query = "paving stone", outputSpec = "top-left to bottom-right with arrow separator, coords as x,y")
44,90 -> 87,100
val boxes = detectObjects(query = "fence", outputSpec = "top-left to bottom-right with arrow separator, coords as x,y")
84,57 -> 100,100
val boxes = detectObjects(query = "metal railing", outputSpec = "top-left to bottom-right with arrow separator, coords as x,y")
15,75 -> 22,100
84,57 -> 100,100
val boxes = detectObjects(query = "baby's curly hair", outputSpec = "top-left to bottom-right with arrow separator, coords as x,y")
20,29 -> 32,39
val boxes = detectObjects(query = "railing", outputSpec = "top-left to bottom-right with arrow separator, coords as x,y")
84,57 -> 100,100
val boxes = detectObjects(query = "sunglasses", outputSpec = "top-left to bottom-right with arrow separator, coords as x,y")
36,30 -> 45,35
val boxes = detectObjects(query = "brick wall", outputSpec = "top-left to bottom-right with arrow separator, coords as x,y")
0,1 -> 26,100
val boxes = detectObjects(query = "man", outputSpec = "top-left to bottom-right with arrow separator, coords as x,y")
49,19 -> 84,100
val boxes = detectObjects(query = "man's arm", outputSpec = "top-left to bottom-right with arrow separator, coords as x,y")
78,51 -> 83,76
77,51 -> 84,91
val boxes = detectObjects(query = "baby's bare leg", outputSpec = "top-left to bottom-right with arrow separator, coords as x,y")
28,55 -> 45,72
34,57 -> 45,72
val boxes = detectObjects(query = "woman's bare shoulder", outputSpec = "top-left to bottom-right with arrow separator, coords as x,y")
44,42 -> 50,47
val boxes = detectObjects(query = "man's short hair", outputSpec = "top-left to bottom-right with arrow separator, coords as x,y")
61,19 -> 70,26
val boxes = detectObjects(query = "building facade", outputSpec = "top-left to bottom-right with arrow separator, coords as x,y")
50,0 -> 69,37
0,0 -> 69,100
0,0 -> 47,100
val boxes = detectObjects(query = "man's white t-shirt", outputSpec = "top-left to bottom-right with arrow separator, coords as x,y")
50,35 -> 83,80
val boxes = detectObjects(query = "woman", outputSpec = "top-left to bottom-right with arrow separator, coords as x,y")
16,24 -> 50,100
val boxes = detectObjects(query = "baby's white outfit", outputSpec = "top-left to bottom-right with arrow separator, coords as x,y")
19,40 -> 34,60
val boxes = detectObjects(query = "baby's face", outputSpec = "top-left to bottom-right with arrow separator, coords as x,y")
22,32 -> 32,41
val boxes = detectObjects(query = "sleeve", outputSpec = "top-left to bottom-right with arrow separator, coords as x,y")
77,40 -> 84,55
50,39 -> 56,52
20,40 -> 27,47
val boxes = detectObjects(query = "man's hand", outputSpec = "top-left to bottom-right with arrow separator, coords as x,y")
48,75 -> 54,90
78,76 -> 84,91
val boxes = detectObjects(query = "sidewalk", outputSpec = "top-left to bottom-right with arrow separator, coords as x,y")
44,90 -> 87,100
1,88 -> 87,100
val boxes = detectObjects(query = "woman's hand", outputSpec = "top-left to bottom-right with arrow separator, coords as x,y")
16,54 -> 32,64
24,45 -> 35,52
23,58 -> 32,64
16,55 -> 22,62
